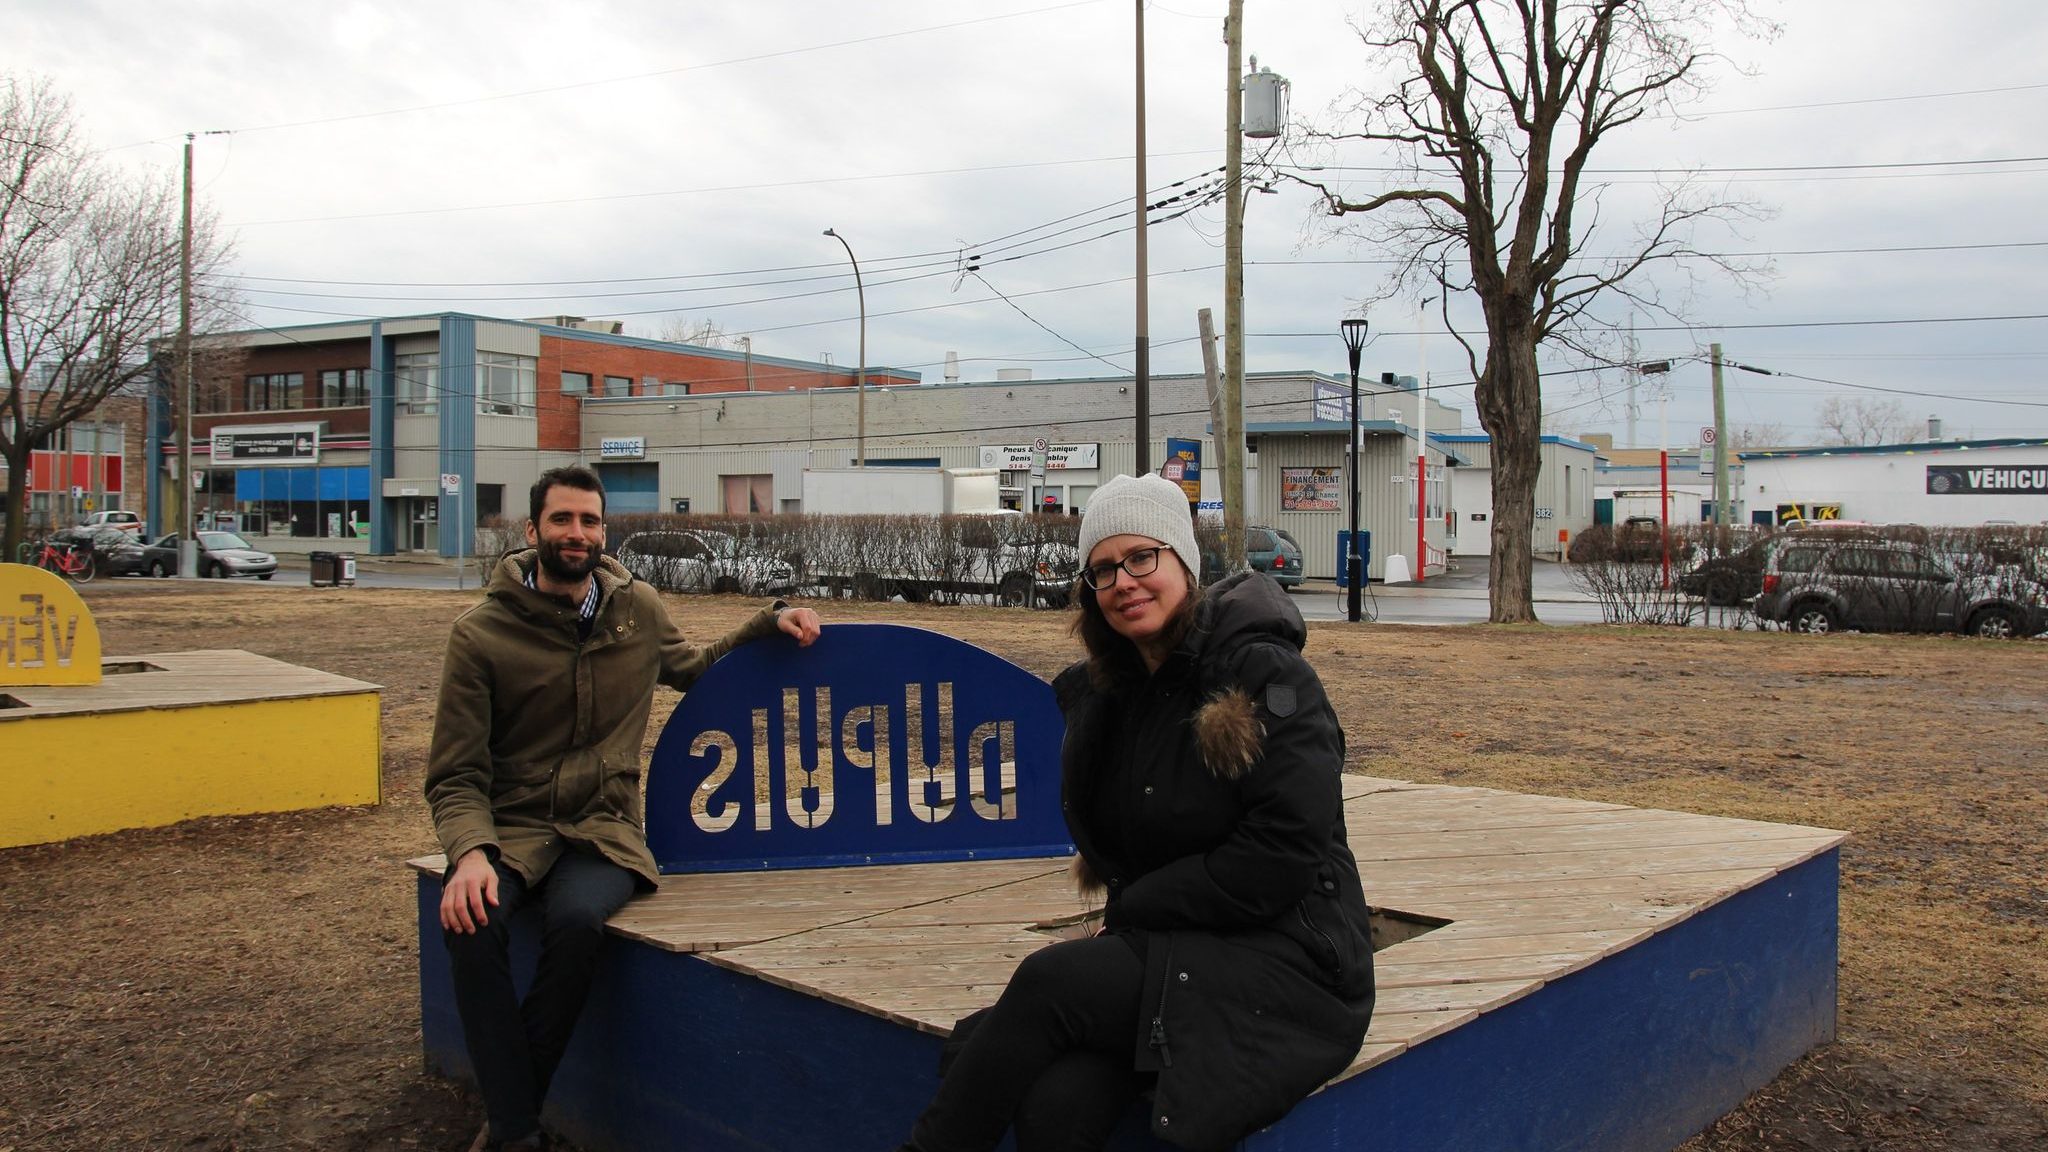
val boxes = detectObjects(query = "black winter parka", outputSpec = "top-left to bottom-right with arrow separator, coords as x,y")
1054,572 -> 1375,1151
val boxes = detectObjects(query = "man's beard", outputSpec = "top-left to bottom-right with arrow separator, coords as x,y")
537,537 -> 601,583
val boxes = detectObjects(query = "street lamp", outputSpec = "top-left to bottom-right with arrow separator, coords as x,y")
1341,317 -> 1369,623
823,228 -> 867,467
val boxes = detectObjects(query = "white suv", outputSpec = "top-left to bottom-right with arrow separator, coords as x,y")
79,510 -> 143,534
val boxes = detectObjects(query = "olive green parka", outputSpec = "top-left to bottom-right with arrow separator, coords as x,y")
425,549 -> 784,887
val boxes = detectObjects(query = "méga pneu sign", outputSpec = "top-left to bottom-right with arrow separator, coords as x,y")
644,624 -> 1069,873
1926,465 -> 2048,495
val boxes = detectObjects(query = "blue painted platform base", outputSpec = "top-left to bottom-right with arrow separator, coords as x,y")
416,828 -> 1840,1152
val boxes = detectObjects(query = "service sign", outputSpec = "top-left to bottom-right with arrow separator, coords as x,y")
1926,464 -> 2048,495
212,424 -> 319,463
645,624 -> 1070,873
599,436 -> 646,460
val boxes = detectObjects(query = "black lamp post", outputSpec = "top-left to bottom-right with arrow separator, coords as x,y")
1340,317 -> 1369,623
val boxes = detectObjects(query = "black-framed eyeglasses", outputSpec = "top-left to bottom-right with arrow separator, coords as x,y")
1080,546 -> 1163,591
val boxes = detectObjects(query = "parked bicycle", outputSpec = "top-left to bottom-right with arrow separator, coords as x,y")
20,537 -> 96,583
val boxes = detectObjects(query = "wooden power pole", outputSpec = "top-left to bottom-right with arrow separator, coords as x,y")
1220,0 -> 1247,571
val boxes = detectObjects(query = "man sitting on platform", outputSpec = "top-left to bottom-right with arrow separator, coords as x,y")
426,465 -> 821,1151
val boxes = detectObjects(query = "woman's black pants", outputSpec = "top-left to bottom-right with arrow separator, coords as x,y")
907,933 -> 1150,1152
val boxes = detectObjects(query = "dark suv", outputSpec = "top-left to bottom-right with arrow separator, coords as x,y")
1753,539 -> 2046,638
1197,524 -> 1305,589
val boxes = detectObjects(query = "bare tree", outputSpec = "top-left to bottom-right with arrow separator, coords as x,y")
1,74 -> 229,557
1724,419 -> 1787,449
652,314 -> 742,349
1814,396 -> 1920,447
1297,1 -> 1771,621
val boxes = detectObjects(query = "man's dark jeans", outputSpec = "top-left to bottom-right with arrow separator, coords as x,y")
443,848 -> 636,1146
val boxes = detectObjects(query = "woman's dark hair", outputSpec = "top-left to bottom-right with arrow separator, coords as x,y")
530,465 -> 607,524
1070,558 -> 1201,692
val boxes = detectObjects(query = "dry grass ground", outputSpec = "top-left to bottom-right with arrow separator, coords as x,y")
0,582 -> 2043,1151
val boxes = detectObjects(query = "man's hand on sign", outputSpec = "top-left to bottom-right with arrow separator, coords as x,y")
775,606 -> 823,647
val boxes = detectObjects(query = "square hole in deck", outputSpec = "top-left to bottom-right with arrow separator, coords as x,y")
102,661 -> 165,675
1032,906 -> 1449,950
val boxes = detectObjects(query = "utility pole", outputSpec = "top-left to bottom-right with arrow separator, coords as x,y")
1710,342 -> 1729,525
1220,0 -> 1246,572
177,133 -> 196,576
1198,309 -> 1227,560
1133,0 -> 1151,474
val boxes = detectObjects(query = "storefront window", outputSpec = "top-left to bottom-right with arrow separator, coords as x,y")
226,466 -> 372,537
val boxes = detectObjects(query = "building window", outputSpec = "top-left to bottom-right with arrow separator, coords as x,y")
562,370 -> 591,395
477,351 -> 537,416
396,352 -> 439,415
602,375 -> 631,398
244,373 -> 304,411
663,381 -> 689,396
209,465 -> 371,538
318,368 -> 368,407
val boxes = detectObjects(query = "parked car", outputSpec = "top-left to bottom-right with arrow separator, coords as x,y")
1244,525 -> 1306,589
76,509 -> 144,535
50,525 -> 153,577
616,529 -> 797,596
1568,517 -> 1686,565
1196,524 -> 1304,588
1752,538 -> 2045,637
142,531 -> 279,579
1678,533 -> 1772,606
1681,524 -> 1886,606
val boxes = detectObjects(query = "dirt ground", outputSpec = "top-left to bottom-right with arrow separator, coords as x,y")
1,582 -> 2043,1152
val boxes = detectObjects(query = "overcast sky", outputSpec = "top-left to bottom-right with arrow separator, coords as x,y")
14,0 -> 2048,447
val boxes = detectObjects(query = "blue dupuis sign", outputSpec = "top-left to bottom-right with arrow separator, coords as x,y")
645,623 -> 1070,873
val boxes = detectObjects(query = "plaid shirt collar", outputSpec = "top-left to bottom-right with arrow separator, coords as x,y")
526,565 -> 601,621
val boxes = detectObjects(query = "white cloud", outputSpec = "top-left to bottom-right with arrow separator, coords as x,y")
12,0 -> 2047,442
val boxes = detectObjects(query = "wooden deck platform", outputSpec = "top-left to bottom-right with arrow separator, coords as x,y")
3,651 -> 382,847
413,775 -> 1846,1151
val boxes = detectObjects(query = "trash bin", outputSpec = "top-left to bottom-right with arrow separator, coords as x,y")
309,551 -> 336,586
335,552 -> 356,587
1335,530 -> 1371,587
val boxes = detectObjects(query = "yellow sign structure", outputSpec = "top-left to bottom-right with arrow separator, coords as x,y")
1,562 -> 102,686
0,648 -> 382,850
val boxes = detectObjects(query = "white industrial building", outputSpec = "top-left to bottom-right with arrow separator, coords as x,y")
1736,438 -> 2048,526
578,368 -> 1491,582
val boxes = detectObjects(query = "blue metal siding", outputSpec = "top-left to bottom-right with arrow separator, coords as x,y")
368,323 -> 395,554
437,316 -> 478,558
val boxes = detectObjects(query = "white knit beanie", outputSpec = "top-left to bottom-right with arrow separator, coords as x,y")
1078,473 -> 1201,588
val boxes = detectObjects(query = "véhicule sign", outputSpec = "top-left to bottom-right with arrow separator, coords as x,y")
1926,464 -> 2048,495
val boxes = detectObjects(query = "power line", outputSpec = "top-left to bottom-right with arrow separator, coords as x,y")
1282,153 -> 2048,177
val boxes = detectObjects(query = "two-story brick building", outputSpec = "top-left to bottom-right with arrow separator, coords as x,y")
147,313 -> 914,555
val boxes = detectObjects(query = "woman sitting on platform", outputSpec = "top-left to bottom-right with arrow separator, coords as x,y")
899,472 -> 1375,1152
